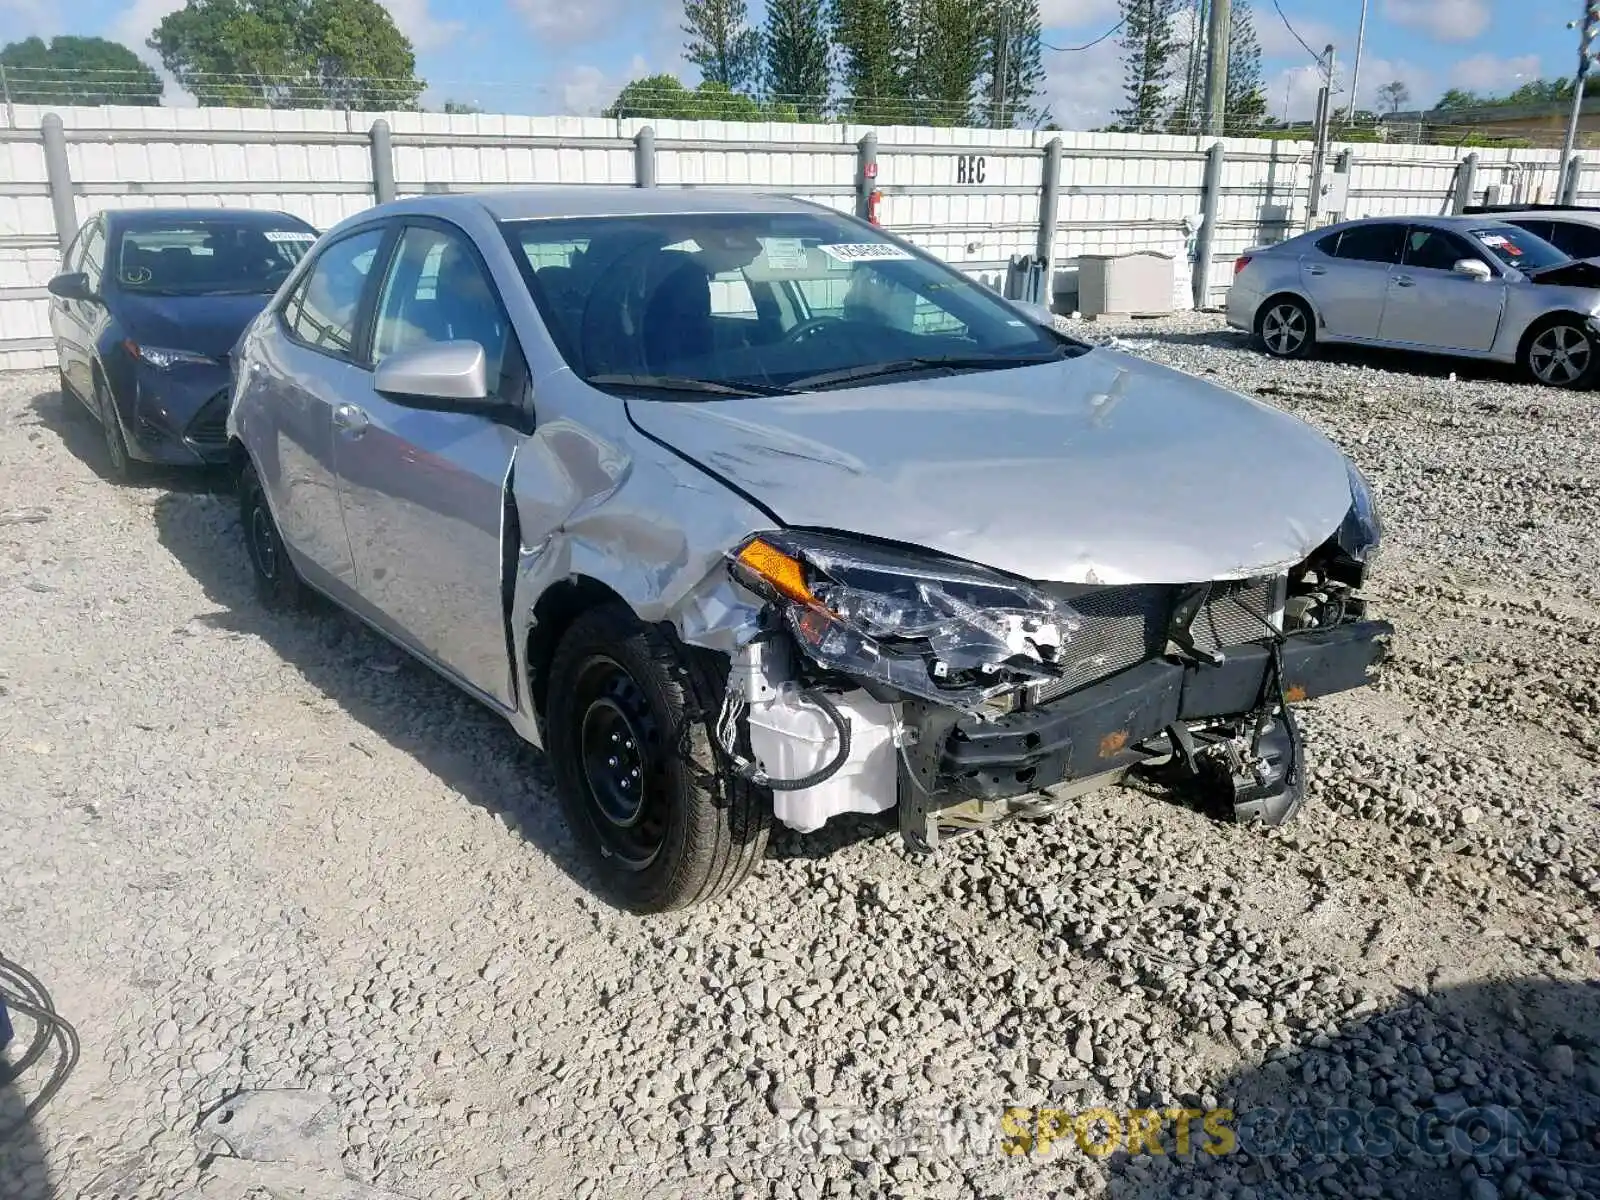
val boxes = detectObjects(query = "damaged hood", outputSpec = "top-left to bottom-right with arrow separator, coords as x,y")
1525,257 -> 1600,289
628,349 -> 1356,585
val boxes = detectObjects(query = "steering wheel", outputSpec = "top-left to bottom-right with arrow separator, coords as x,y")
781,317 -> 840,345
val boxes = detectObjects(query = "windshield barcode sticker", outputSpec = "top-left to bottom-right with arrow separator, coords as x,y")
265,231 -> 316,243
763,238 -> 809,270
818,243 -> 915,264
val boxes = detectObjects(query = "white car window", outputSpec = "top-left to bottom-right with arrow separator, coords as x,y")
283,228 -> 385,358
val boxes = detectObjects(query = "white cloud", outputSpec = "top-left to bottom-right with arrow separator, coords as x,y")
1041,34 -> 1122,129
1381,0 -> 1490,43
1254,10 -> 1339,62
511,0 -> 629,46
1449,52 -> 1542,95
381,0 -> 463,53
1039,0 -> 1120,31
108,0 -> 185,58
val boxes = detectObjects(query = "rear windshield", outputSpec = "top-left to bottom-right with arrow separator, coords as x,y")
115,220 -> 318,295
1468,225 -> 1568,272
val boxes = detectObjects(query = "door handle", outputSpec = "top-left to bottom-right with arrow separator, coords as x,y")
1394,276 -> 1415,287
333,404 -> 370,435
1306,266 -> 1327,275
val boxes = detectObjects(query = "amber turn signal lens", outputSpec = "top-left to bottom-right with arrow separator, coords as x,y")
736,539 -> 816,605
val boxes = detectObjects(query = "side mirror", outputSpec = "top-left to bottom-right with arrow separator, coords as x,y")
47,272 -> 95,302
372,341 -> 491,407
1452,259 -> 1493,281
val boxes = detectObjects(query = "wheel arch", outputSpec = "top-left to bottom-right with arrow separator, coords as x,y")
1516,308 -> 1593,361
1255,289 -> 1318,330
526,575 -> 631,719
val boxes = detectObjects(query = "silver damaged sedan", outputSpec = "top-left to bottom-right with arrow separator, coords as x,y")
1227,215 -> 1600,387
228,189 -> 1392,912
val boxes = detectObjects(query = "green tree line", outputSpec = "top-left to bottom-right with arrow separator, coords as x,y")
1108,0 -> 1268,135
608,0 -> 1052,128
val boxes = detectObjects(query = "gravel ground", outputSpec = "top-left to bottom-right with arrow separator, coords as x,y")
0,313 -> 1596,1200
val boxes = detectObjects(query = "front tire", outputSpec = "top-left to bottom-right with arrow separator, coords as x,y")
94,376 -> 139,483
1521,315 -> 1597,388
238,460 -> 305,610
1255,296 -> 1316,360
546,603 -> 769,913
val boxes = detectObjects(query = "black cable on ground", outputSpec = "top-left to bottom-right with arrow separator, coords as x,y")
0,953 -> 81,1148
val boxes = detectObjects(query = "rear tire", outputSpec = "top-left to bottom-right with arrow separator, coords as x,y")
546,603 -> 769,913
1521,315 -> 1597,388
238,460 -> 306,611
1254,296 -> 1316,360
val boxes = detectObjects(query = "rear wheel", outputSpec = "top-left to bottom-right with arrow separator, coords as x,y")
238,460 -> 305,610
1522,316 -> 1596,388
546,603 -> 769,913
1255,296 -> 1316,359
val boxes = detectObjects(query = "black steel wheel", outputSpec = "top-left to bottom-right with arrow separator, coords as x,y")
546,603 -> 769,913
238,459 -> 305,610
94,376 -> 138,483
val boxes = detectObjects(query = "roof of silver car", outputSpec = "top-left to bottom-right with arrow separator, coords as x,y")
385,187 -> 830,222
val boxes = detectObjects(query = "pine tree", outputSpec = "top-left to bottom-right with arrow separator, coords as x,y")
683,0 -> 761,92
1112,0 -> 1180,133
979,0 -> 1048,128
902,0 -> 987,125
1224,0 -> 1267,132
763,0 -> 831,116
830,0 -> 907,123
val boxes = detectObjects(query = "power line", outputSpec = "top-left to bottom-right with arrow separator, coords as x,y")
1269,0 -> 1326,68
1042,19 -> 1126,53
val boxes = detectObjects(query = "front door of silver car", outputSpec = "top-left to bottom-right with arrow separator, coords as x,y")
1302,222 -> 1405,340
245,225 -> 390,594
1378,226 -> 1505,352
333,221 -> 527,709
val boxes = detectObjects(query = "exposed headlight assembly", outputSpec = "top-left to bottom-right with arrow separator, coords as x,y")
1335,461 -> 1382,565
729,532 -> 1082,713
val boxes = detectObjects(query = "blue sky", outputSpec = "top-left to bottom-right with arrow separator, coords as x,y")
0,0 -> 1583,125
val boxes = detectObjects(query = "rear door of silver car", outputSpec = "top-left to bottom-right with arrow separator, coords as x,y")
1300,223 -> 1405,339
329,219 -> 529,710
1377,225 -> 1505,352
246,223 -> 392,595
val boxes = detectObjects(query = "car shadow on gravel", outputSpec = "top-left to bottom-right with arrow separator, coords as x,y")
0,1077 -> 51,1200
147,488 -> 613,902
25,389 -> 230,494
1095,976 -> 1599,1200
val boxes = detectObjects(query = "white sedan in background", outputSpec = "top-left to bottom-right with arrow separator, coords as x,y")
1227,215 -> 1600,388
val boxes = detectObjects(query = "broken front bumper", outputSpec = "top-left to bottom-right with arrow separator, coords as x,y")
897,619 -> 1393,846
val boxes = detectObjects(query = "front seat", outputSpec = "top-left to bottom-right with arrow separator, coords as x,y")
640,251 -> 713,373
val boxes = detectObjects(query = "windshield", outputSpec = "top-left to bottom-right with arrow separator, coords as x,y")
114,220 -> 317,295
501,210 -> 1073,393
1468,225 -> 1569,272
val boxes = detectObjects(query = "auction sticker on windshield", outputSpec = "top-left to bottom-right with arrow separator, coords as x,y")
818,243 -> 916,265
763,237 -> 810,271
265,231 -> 316,243
1473,230 -> 1521,255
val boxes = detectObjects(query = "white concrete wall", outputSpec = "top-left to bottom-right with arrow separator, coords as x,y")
0,102 -> 1576,370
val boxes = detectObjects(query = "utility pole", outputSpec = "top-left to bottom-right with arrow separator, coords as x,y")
1201,0 -> 1232,136
1561,0 -> 1600,199
1307,44 -> 1336,230
1347,0 -> 1370,127
990,2 -> 1011,129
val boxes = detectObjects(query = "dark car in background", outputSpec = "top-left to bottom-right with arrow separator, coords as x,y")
47,207 -> 319,480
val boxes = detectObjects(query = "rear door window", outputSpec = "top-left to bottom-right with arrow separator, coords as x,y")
1546,219 -> 1600,260
281,227 -> 387,360
1329,224 -> 1406,264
